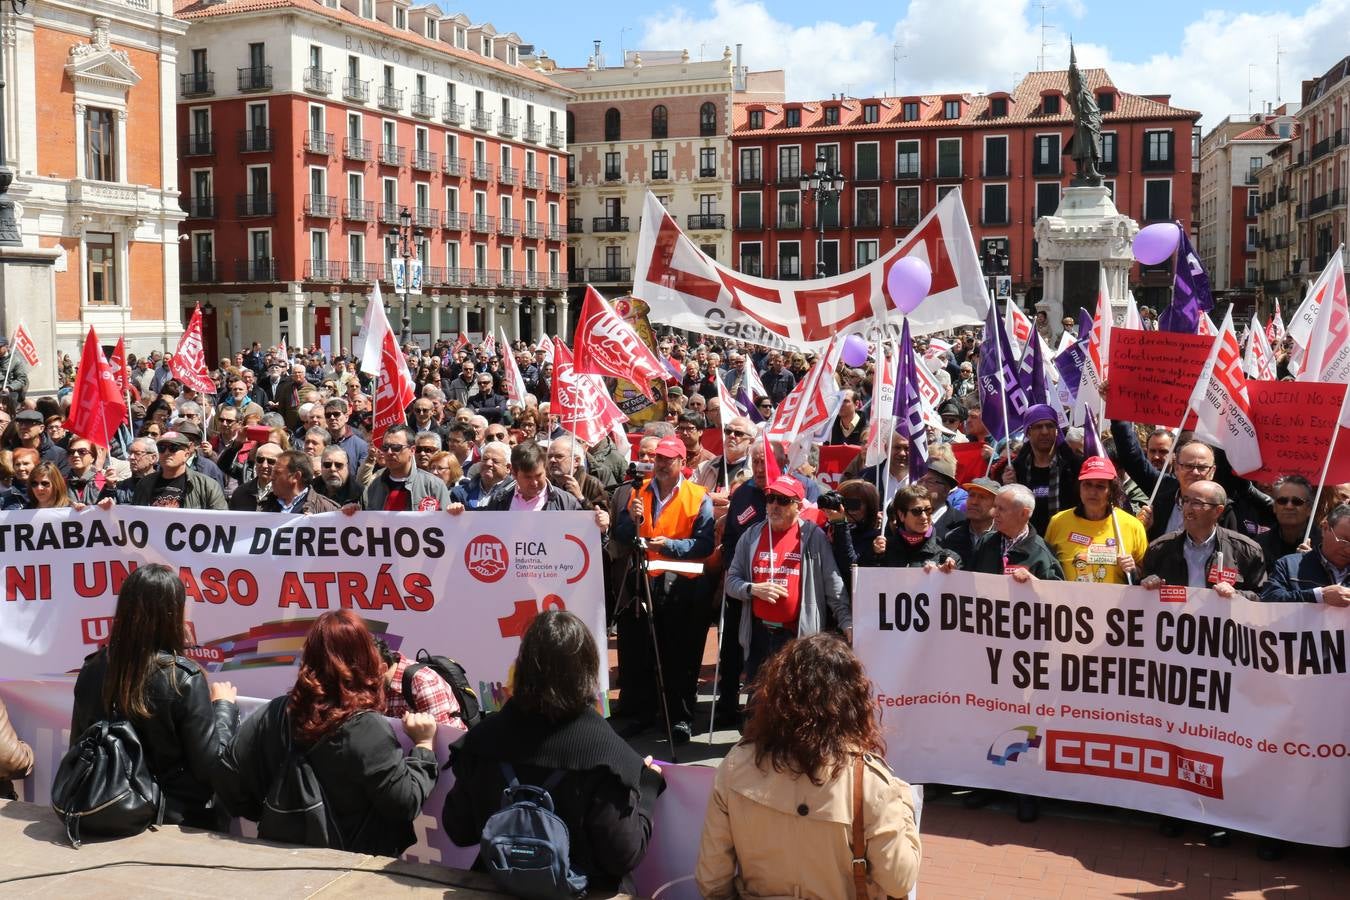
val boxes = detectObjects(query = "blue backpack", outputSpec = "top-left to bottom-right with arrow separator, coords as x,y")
480,762 -> 587,900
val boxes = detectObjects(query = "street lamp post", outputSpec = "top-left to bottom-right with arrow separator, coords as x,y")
0,0 -> 32,246
799,151 -> 845,278
389,206 -> 422,346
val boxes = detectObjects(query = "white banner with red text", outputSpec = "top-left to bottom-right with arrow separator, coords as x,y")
632,190 -> 988,351
854,569 -> 1350,846
0,508 -> 607,706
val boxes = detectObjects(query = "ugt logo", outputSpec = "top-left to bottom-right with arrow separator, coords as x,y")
465,535 -> 509,583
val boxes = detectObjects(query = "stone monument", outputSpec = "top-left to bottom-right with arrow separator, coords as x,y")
1033,45 -> 1137,341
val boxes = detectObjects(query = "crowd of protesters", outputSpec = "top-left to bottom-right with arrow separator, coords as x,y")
1,316 -> 1348,891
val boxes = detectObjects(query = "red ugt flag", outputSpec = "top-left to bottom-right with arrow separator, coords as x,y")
551,337 -> 627,444
65,329 -> 126,448
11,323 -> 39,367
571,286 -> 667,399
171,304 -> 216,393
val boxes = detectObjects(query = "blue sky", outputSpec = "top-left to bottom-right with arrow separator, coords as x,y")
450,0 -> 1350,128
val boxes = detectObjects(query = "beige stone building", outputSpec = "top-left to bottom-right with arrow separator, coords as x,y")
550,46 -> 782,306
1254,131 -> 1299,316
1292,56 -> 1350,291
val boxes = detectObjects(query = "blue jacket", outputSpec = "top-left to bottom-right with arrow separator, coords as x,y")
1261,550 -> 1349,603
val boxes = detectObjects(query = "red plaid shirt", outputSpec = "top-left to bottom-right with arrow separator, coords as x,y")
385,654 -> 462,727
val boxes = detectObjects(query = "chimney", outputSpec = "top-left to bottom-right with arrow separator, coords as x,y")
593,40 -> 605,69
734,43 -> 747,91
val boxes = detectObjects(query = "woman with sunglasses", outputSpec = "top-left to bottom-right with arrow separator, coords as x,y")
870,485 -> 961,569
838,480 -> 883,566
28,461 -> 71,509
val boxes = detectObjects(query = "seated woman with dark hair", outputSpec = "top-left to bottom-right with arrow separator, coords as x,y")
442,610 -> 663,894
219,609 -> 439,856
71,564 -> 239,829
697,632 -> 921,899
869,483 -> 962,568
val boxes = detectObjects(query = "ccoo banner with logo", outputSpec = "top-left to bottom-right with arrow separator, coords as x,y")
854,569 -> 1350,846
0,508 -> 607,708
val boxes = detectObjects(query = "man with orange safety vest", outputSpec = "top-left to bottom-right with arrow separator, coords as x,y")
612,435 -> 715,745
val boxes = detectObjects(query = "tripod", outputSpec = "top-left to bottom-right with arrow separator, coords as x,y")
632,537 -> 679,763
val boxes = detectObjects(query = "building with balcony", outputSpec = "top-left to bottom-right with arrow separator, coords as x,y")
1253,128 -> 1300,314
1292,55 -> 1350,294
550,44 -> 783,305
730,67 -> 1199,312
175,0 -> 572,354
5,2 -> 188,373
1197,108 -> 1298,308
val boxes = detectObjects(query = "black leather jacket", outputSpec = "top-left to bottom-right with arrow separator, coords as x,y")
72,649 -> 239,829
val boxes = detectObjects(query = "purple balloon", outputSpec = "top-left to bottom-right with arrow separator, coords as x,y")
887,257 -> 932,314
1132,222 -> 1181,266
840,333 -> 869,368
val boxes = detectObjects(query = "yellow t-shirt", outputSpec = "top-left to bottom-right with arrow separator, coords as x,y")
1045,508 -> 1149,585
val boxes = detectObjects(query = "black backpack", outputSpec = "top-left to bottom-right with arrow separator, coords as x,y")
257,701 -> 354,850
51,715 -> 165,848
401,648 -> 484,727
480,762 -> 587,900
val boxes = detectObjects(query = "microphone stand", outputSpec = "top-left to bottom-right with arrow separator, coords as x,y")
634,535 -> 679,762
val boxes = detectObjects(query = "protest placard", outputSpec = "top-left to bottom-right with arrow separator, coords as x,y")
1104,329 -> 1213,425
854,569 -> 1350,846
1236,380 -> 1350,483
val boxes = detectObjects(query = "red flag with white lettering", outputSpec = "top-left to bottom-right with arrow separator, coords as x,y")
170,305 -> 216,393
571,285 -> 667,399
551,338 -> 627,444
1186,309 -> 1263,473
65,329 -> 125,449
11,323 -> 39,368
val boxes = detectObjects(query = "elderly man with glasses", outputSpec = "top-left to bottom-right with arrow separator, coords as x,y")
100,437 -> 159,505
1263,503 -> 1350,605
466,373 -> 509,425
1139,480 -> 1266,601
228,442 -> 282,511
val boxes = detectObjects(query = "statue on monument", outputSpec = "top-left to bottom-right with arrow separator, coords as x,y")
1063,44 -> 1104,187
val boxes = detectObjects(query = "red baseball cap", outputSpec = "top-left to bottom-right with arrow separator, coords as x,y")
653,436 -> 687,459
1079,456 -> 1117,481
765,475 -> 805,500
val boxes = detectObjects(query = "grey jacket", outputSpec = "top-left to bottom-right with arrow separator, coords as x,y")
725,519 -> 847,658
130,468 -> 227,510
360,467 -> 451,511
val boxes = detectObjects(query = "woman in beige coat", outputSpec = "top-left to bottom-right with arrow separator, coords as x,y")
696,633 -> 921,899
0,696 -> 34,800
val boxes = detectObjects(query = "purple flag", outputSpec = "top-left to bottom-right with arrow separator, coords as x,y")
1081,409 -> 1105,458
978,301 -> 1032,442
737,385 -> 765,424
1158,226 -> 1214,333
1019,332 -> 1049,407
1053,309 -> 1094,406
893,319 -> 929,482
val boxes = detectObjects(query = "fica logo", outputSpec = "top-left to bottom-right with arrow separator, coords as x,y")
465,535 -> 509,583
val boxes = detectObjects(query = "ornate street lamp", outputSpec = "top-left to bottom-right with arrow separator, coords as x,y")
389,206 -> 422,346
799,151 -> 845,278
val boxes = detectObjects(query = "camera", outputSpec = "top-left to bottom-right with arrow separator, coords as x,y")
817,490 -> 843,513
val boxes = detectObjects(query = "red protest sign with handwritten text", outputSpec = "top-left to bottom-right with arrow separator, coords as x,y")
1105,329 -> 1213,426
1236,381 -> 1350,484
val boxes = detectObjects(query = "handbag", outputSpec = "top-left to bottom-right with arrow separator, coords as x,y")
51,713 -> 165,848
851,755 -> 899,900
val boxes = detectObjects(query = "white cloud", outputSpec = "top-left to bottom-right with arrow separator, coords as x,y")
633,0 -> 1350,130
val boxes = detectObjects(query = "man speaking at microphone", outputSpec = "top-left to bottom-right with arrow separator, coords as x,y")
612,435 -> 715,745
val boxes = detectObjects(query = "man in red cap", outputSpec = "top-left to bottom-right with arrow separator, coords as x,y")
612,434 -> 716,744
724,474 -> 847,684
1045,456 -> 1148,584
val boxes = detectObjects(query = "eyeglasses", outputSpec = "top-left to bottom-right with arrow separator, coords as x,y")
129,449 -> 155,457
1176,461 -> 1215,473
724,429 -> 752,439
69,449 -> 93,457
842,498 -> 865,511
416,445 -> 438,453
254,457 -> 278,467
156,445 -> 184,454
324,410 -> 344,418
766,494 -> 797,506
321,461 -> 346,469
218,418 -> 237,425
1180,496 -> 1221,509
1275,496 -> 1308,507
906,506 -> 933,517
32,481 -> 53,489
382,443 -> 409,453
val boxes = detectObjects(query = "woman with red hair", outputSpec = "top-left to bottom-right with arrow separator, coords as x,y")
219,610 -> 439,855
695,633 -> 921,899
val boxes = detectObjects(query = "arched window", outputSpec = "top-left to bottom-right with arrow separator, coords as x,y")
566,111 -> 575,144
651,105 -> 668,139
604,107 -> 620,142
699,102 -> 716,136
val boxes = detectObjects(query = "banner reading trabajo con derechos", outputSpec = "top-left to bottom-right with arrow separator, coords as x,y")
0,508 -> 607,707
854,569 -> 1350,846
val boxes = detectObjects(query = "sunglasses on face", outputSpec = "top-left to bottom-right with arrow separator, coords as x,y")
1275,496 -> 1308,506
32,481 -> 53,489
766,494 -> 797,506
843,498 -> 865,511
905,506 -> 933,516
69,449 -> 93,457
322,461 -> 346,469
382,444 -> 408,453
724,429 -> 752,439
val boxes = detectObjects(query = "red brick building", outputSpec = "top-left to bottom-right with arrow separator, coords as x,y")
730,68 -> 1201,310
174,0 -> 571,356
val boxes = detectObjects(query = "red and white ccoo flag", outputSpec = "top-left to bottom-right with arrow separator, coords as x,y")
1296,248 -> 1350,426
498,327 -> 528,404
64,329 -> 126,449
11,323 -> 39,368
571,285 -> 667,399
1243,317 -> 1277,382
359,282 -> 416,447
1186,309 -> 1263,474
170,305 -> 216,393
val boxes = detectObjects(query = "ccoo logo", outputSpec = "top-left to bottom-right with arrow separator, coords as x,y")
465,535 -> 509,583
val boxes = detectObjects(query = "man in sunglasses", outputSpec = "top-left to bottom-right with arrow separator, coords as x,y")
1263,503 -> 1350,605
694,416 -> 754,499
345,424 -> 451,512
1256,475 -> 1318,573
130,430 -> 227,510
324,398 -> 368,472
314,446 -> 362,506
228,442 -> 282,511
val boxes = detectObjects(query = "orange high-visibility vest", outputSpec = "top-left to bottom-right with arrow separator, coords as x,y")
635,478 -> 710,577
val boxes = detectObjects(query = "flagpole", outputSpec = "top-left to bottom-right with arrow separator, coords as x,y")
1305,387 -> 1349,545
990,293 -> 1015,475
1109,507 -> 1134,586
2,325 -> 15,398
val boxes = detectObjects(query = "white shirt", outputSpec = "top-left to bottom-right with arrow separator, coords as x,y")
1182,528 -> 1218,587
509,488 -> 548,512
